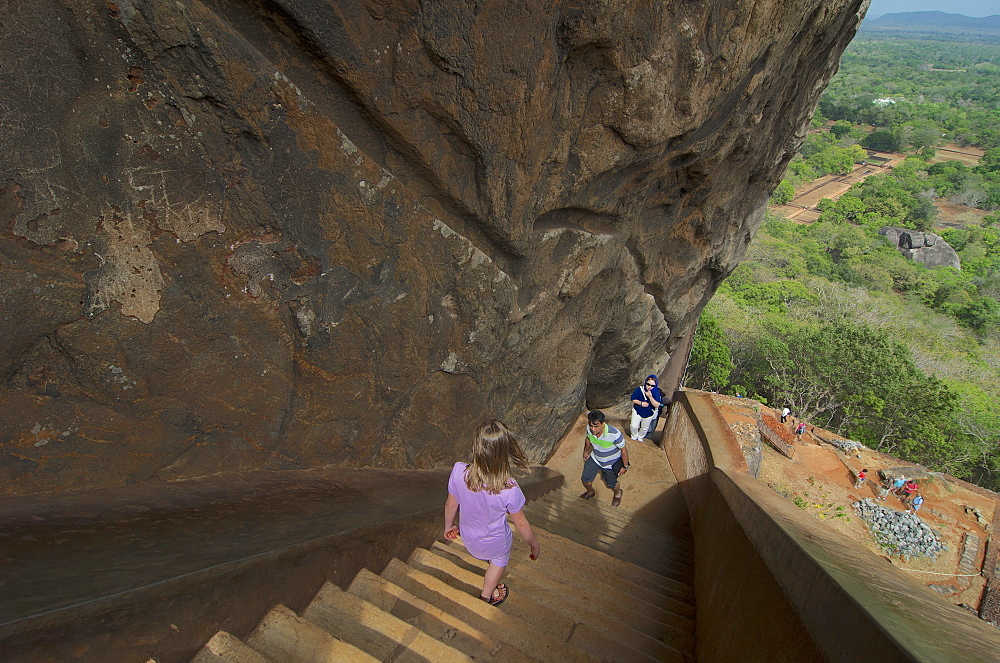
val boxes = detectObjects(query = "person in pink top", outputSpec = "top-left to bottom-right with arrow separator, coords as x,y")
443,420 -> 541,606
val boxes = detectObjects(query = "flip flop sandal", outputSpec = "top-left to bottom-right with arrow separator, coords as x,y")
612,490 -> 623,507
481,583 -> 508,606
580,491 -> 596,500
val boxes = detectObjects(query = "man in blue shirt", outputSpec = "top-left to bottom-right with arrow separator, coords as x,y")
580,410 -> 629,507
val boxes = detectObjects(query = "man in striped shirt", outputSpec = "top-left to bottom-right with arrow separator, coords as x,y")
580,410 -> 630,507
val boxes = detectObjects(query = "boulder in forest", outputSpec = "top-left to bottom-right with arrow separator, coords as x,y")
879,227 -> 961,270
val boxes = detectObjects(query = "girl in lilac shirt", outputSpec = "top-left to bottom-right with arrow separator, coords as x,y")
444,420 -> 541,606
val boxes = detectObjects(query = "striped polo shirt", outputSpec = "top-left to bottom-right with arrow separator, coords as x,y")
587,423 -> 625,468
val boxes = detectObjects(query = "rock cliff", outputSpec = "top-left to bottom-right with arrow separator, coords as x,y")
0,0 -> 868,495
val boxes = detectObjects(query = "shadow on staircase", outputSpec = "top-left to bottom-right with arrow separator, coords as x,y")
193,484 -> 697,662
190,413 -> 698,662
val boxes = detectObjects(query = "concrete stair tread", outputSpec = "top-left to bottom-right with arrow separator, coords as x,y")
406,548 -> 583,637
406,547 -> 667,663
534,493 -> 695,555
527,498 -> 694,554
526,516 -> 687,578
191,632 -> 270,663
431,540 -> 696,657
347,567 -> 540,663
435,537 -> 694,618
437,538 -> 695,630
525,503 -> 695,573
380,557 -> 599,662
302,582 -> 471,662
528,525 -> 692,589
528,514 -> 693,584
542,488 -> 693,537
245,604 -> 379,663
507,538 -> 694,613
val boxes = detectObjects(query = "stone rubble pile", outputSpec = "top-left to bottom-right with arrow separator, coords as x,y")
853,498 -> 946,560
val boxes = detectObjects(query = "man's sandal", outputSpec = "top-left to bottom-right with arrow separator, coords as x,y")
612,489 -> 623,507
481,583 -> 508,606
580,490 -> 595,500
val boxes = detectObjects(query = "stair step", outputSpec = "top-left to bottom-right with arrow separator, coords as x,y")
507,536 -> 693,610
543,487 -> 692,532
530,527 -> 694,600
525,510 -> 687,578
528,497 -> 692,553
524,512 -> 689,570
302,582 -> 470,662
436,538 -> 693,621
348,567 -> 539,663
191,632 -> 269,663
406,548 -> 576,632
537,491 -> 695,554
244,604 -> 378,663
432,540 -> 695,659
407,547 -> 672,663
526,501 -> 695,572
380,557 -> 599,662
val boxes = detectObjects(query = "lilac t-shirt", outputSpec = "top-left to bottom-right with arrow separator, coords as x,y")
448,462 -> 526,565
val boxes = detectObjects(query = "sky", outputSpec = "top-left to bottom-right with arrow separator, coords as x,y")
866,0 -> 999,18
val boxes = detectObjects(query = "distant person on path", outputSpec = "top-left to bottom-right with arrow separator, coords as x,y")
580,410 -> 630,507
890,476 -> 906,498
629,374 -> 663,441
443,420 -> 540,606
909,494 -> 925,515
901,479 -> 919,507
781,407 -> 791,424
855,468 -> 867,489
795,421 -> 806,439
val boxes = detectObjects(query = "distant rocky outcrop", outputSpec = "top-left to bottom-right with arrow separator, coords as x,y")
0,0 -> 867,495
879,227 -> 961,270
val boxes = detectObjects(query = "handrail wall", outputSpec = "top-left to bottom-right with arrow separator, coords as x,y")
664,390 -> 1000,662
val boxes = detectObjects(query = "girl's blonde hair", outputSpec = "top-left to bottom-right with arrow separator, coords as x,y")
465,420 -> 529,494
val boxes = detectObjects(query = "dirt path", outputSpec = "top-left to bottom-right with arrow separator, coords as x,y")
775,143 -> 985,227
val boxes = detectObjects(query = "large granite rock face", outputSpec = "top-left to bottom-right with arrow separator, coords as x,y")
0,0 -> 867,495
879,227 -> 961,270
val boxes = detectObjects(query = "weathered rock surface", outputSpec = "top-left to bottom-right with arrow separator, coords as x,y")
0,0 -> 866,495
879,227 -> 961,270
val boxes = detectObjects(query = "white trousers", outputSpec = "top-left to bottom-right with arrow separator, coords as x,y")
630,409 -> 655,440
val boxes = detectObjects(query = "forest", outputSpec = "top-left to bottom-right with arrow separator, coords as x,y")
688,34 -> 1000,490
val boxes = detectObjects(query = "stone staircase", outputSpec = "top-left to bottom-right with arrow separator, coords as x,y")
190,485 -> 696,663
